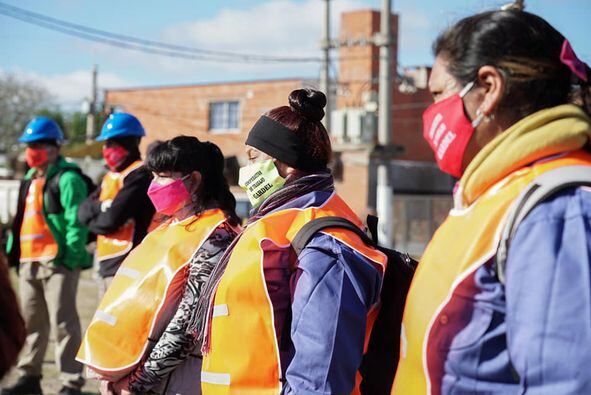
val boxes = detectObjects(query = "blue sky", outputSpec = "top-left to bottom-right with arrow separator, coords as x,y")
2,0 -> 590,106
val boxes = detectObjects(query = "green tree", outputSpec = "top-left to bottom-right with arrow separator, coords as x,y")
68,111 -> 88,143
0,73 -> 53,151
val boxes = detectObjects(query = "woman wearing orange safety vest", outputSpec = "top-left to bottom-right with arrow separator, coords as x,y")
192,89 -> 387,394
78,136 -> 240,395
78,113 -> 155,296
393,9 -> 591,394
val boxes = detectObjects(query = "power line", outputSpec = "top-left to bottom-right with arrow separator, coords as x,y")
0,9 -> 235,63
0,1 -> 322,64
0,1 -> 416,67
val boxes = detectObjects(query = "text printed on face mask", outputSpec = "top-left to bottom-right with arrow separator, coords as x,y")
243,170 -> 263,188
437,131 -> 457,159
248,177 -> 266,191
252,183 -> 274,198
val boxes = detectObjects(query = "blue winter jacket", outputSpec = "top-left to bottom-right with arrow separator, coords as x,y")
441,186 -> 591,394
269,190 -> 383,395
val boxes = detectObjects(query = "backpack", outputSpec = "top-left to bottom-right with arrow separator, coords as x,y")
45,168 -> 97,215
496,165 -> 591,284
46,168 -> 98,244
292,215 -> 418,395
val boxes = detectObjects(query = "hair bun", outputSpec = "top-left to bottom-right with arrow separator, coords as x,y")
288,89 -> 326,122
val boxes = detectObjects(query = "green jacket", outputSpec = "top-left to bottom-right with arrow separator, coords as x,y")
7,156 -> 92,269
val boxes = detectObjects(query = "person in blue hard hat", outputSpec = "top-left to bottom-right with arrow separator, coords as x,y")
78,112 -> 155,296
2,116 -> 92,395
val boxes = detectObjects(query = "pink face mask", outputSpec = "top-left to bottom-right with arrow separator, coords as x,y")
422,82 -> 483,178
147,175 -> 191,216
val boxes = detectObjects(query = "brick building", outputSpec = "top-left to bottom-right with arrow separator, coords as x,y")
104,9 -> 453,253
105,78 -> 307,161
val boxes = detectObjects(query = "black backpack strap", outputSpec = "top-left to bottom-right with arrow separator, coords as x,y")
366,214 -> 379,244
281,217 -> 373,355
496,165 -> 591,284
45,167 -> 95,214
45,168 -> 67,214
291,216 -> 374,257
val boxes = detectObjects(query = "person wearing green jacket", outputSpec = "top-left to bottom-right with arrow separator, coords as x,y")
2,117 -> 91,395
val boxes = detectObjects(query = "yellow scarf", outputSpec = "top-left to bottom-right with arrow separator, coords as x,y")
460,104 -> 591,206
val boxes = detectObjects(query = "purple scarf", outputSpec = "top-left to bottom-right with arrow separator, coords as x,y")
190,171 -> 334,353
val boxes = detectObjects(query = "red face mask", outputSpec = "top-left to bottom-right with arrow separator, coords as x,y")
103,146 -> 129,171
422,82 -> 483,178
25,147 -> 49,169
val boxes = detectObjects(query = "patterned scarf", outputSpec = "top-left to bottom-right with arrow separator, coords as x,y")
190,170 -> 335,353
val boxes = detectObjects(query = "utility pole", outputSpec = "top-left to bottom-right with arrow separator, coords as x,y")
86,64 -> 97,144
376,0 -> 394,247
501,0 -> 525,10
320,0 -> 331,133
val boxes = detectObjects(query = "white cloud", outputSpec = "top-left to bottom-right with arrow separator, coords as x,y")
144,0 -> 367,76
2,68 -> 134,107
157,0 -> 435,75
165,0 -> 365,56
9,1 -> 433,91
70,0 -> 373,82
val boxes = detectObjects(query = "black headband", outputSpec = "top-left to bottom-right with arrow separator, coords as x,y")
245,115 -> 322,171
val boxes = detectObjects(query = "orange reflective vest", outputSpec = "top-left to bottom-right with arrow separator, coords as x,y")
96,161 -> 144,262
19,178 -> 58,263
77,209 -> 229,381
392,151 -> 591,395
201,193 -> 387,395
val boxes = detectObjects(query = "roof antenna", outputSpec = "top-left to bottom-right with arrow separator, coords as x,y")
501,0 -> 525,10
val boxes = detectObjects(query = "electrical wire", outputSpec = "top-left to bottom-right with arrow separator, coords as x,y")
0,1 -> 416,66
0,1 -> 322,63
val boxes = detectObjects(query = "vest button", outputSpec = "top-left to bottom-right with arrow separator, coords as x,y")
439,315 -> 448,325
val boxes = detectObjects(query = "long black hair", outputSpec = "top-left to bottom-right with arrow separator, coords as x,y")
145,135 -> 239,225
433,10 -> 591,121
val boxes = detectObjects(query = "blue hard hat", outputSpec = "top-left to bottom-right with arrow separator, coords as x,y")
97,112 -> 145,141
19,116 -> 64,143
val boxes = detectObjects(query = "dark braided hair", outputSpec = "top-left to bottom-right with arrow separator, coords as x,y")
434,9 -> 591,121
146,135 -> 239,225
265,88 -> 332,171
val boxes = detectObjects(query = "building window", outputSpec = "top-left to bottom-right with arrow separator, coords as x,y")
209,101 -> 240,132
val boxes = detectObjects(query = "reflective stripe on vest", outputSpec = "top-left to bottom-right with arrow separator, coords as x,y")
96,161 -> 144,261
77,209 -> 228,381
392,151 -> 591,395
201,192 -> 387,395
20,178 -> 58,263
